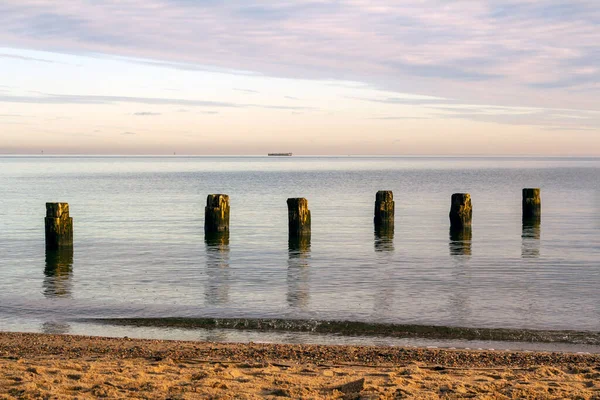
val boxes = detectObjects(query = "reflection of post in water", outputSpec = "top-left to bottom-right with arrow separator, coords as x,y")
595,190 -> 600,229
449,248 -> 472,325
287,235 -> 310,309
374,225 -> 394,252
43,247 -> 74,298
449,227 -> 472,256
205,330 -> 228,343
41,321 -> 70,335
205,232 -> 230,306
522,217 -> 541,258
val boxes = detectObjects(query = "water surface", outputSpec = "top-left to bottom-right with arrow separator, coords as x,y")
0,156 -> 599,350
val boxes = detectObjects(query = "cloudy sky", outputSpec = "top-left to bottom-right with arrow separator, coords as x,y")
0,0 -> 599,155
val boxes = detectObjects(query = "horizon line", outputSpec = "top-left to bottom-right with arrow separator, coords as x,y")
1,154 -> 599,158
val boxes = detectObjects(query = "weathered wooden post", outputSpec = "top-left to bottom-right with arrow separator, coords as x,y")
204,194 -> 230,233
287,198 -> 311,237
522,188 -> 541,222
449,193 -> 472,230
205,231 -> 230,247
449,193 -> 472,256
374,190 -> 394,252
45,203 -> 73,249
374,190 -> 394,228
289,234 -> 311,253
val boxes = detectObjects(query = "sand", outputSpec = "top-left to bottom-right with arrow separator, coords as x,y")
1,332 -> 600,399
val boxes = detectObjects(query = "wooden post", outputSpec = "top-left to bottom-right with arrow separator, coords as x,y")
205,231 -> 230,247
287,198 -> 311,237
289,234 -> 311,253
204,194 -> 230,233
45,203 -> 73,249
522,189 -> 541,258
449,193 -> 472,230
374,190 -> 394,228
522,188 -> 541,222
374,190 -> 394,252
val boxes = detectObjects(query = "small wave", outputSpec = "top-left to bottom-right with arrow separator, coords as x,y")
79,317 -> 600,345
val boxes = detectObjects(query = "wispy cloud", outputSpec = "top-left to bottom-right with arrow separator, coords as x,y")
0,53 -> 56,63
388,61 -> 503,82
133,112 -> 161,116
0,121 -> 31,126
544,126 -> 598,132
0,92 -> 312,110
368,116 -> 430,120
126,58 -> 260,76
354,88 -> 600,131
355,96 -> 455,106
233,88 -> 259,94
433,107 -> 600,132
527,74 -> 600,90
255,104 -> 312,110
121,131 -> 136,135
0,1 -> 597,111
0,93 -> 239,107
46,116 -> 71,121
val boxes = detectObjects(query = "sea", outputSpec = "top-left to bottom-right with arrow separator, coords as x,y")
1,156 -> 599,352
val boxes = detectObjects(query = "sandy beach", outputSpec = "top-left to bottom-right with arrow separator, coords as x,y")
1,332 -> 600,399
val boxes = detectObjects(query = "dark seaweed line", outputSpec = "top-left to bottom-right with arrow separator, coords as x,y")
79,317 -> 600,345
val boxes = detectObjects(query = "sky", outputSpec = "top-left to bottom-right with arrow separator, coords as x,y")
0,0 -> 599,155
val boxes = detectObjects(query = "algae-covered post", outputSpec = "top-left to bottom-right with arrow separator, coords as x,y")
204,194 -> 230,233
45,203 -> 73,249
374,191 -> 394,252
287,198 -> 311,237
374,190 -> 394,228
449,193 -> 472,230
522,188 -> 541,221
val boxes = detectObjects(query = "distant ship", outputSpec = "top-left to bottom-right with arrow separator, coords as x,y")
268,153 -> 292,156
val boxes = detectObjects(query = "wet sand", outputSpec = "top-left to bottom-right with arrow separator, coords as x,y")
1,332 -> 600,399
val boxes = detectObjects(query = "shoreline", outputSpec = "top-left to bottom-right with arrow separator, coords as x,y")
2,331 -> 600,398
82,316 -> 600,346
3,331 -> 600,367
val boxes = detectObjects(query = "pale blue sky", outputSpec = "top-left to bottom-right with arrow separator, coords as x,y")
0,1 -> 599,155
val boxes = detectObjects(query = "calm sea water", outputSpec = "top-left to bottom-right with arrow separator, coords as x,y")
1,156 -> 599,349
